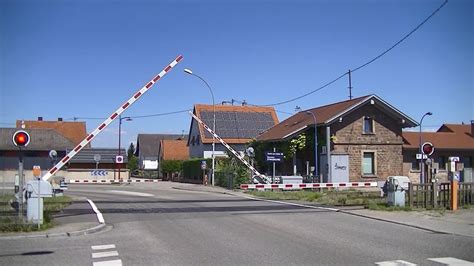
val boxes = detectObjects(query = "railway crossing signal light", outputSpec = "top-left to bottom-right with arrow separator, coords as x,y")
12,130 -> 30,147
421,142 -> 434,156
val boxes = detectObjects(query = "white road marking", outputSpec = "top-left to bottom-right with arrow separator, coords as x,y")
91,251 -> 119,259
91,244 -> 116,250
106,190 -> 154,197
93,259 -> 122,266
375,260 -> 417,265
87,199 -> 105,224
240,195 -> 340,212
427,257 -> 474,265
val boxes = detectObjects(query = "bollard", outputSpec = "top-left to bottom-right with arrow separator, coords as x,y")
450,180 -> 458,211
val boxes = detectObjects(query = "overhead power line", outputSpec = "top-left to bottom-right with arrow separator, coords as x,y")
255,0 -> 448,107
68,109 -> 191,121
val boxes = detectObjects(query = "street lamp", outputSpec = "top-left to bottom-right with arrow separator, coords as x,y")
184,68 -> 216,186
118,115 -> 132,181
305,111 -> 318,182
419,112 -> 432,183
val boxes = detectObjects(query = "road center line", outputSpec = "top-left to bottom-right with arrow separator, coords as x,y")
87,199 -> 105,224
106,190 -> 154,197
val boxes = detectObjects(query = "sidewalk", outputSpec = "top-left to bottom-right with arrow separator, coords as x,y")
171,182 -> 474,238
0,198 -> 106,239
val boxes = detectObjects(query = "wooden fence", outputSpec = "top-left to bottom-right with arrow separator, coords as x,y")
408,182 -> 473,209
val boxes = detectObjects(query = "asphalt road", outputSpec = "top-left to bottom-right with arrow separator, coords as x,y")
1,182 -> 473,265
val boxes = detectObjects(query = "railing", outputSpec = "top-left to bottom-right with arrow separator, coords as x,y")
408,182 -> 473,209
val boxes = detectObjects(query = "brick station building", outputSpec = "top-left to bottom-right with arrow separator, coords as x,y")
257,94 -> 418,183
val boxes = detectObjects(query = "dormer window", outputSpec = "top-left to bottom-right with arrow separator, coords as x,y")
363,116 -> 374,134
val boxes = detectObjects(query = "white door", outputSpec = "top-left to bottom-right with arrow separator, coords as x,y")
330,154 -> 349,183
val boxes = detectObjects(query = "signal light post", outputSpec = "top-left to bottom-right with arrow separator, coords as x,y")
419,112 -> 432,183
12,130 -> 31,219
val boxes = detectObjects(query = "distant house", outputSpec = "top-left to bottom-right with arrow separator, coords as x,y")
257,95 -> 418,183
187,104 -> 279,158
403,122 -> 474,183
66,148 -> 127,180
158,139 -> 189,180
0,128 -> 75,172
135,134 -> 187,172
16,117 -> 89,148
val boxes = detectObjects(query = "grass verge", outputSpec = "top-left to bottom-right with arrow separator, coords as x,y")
0,195 -> 72,232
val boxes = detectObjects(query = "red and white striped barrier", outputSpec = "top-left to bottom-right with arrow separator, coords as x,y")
42,55 -> 183,181
240,182 -> 378,190
67,179 -> 159,184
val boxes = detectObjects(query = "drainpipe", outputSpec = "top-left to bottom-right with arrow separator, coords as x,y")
326,126 -> 331,183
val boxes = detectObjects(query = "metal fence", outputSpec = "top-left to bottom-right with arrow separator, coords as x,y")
408,182 -> 474,209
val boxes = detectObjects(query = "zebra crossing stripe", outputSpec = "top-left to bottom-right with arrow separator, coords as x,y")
91,251 -> 119,259
91,244 -> 116,250
427,257 -> 474,265
93,260 -> 122,266
375,260 -> 416,266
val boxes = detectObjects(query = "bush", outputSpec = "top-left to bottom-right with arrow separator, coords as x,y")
161,160 -> 184,176
182,158 -> 212,181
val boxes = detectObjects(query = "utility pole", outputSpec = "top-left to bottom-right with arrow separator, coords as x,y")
348,69 -> 353,100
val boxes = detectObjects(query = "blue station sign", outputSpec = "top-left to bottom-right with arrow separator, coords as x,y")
265,152 -> 284,162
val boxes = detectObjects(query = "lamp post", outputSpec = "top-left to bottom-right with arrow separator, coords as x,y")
419,112 -> 432,184
305,111 -> 318,182
118,115 -> 132,181
184,68 -> 216,186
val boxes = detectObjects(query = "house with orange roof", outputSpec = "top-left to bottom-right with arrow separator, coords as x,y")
158,139 -> 189,180
402,122 -> 474,183
257,94 -> 418,183
16,117 -> 89,148
187,104 -> 279,158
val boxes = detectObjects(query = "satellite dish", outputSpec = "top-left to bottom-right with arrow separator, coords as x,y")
246,147 -> 255,157
94,154 -> 101,162
49,150 -> 57,159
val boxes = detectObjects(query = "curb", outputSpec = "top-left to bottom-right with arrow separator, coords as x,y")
339,210 -> 474,238
0,223 -> 108,240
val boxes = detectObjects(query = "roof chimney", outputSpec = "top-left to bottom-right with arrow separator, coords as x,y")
58,117 -> 63,121
38,117 -> 43,121
471,120 -> 474,136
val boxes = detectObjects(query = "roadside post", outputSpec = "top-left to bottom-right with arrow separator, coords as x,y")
201,160 -> 208,186
33,166 -> 41,229
12,130 -> 30,220
448,157 -> 463,211
265,151 -> 283,184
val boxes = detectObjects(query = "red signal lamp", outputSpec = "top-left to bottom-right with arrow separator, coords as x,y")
12,130 -> 30,147
421,142 -> 434,156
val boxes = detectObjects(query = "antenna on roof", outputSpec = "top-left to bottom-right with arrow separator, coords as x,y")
295,106 -> 302,113
241,100 -> 247,106
348,69 -> 353,100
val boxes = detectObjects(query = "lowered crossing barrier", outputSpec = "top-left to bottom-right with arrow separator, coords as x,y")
67,179 -> 159,184
240,182 -> 377,190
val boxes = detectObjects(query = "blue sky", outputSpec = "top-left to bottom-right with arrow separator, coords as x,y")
1,0 -> 472,149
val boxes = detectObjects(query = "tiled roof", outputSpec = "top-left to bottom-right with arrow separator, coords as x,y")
257,94 -> 418,142
0,128 -> 75,151
191,104 -> 279,144
67,148 -> 128,163
16,120 -> 88,146
403,124 -> 474,150
160,139 -> 189,160
136,134 -> 187,158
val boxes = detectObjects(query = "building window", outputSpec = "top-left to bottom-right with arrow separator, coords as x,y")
438,156 -> 446,170
362,152 -> 375,175
463,156 -> 472,168
363,117 -> 374,134
196,135 -> 200,145
191,136 -> 195,146
411,156 -> 419,171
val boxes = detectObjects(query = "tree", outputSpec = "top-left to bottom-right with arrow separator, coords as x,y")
127,142 -> 135,160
